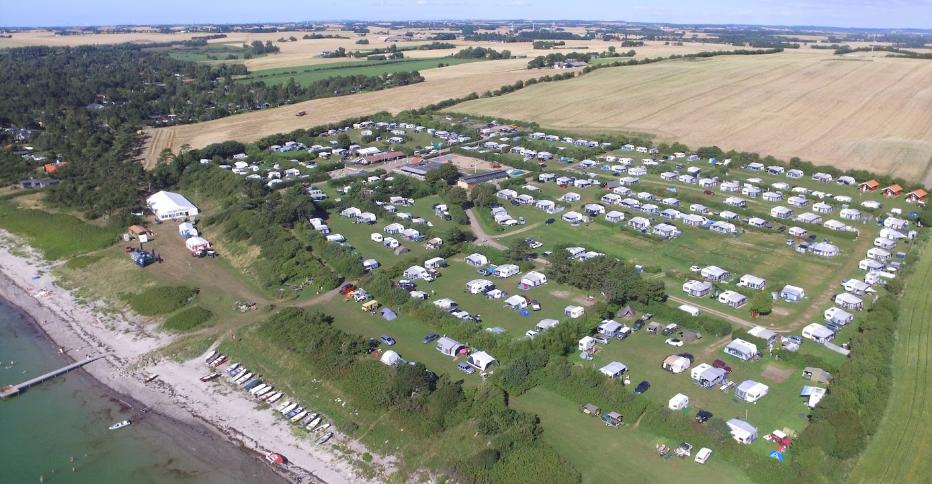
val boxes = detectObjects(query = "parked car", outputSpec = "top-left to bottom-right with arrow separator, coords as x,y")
545,218 -> 555,224
422,333 -> 439,344
456,361 -> 475,374
632,319 -> 645,331
678,352 -> 695,362
665,338 -> 684,347
529,300 -> 542,311
593,336 -> 610,345
634,381 -> 651,394
695,409 -> 713,424
703,190 -> 715,196
525,238 -> 543,249
380,335 -> 396,346
712,359 -> 733,372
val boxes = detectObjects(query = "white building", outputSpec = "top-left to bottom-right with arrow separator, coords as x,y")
146,191 -> 199,221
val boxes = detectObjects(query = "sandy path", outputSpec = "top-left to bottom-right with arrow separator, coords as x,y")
466,208 -> 506,250
0,230 -> 380,484
666,294 -> 759,330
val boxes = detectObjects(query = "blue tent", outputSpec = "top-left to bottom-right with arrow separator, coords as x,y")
380,308 -> 397,321
519,309 -> 530,317
769,450 -> 784,462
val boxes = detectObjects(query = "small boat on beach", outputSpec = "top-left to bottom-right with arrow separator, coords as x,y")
210,356 -> 228,368
316,432 -> 333,445
206,353 -> 224,365
143,373 -> 158,383
305,416 -> 322,431
226,363 -> 240,374
109,420 -> 131,431
280,403 -> 297,415
234,372 -> 253,385
266,452 -> 286,465
266,392 -> 283,404
199,373 -> 220,382
275,400 -> 292,412
255,386 -> 273,398
243,378 -> 263,390
249,383 -> 268,395
204,350 -> 216,362
290,410 -> 308,423
285,406 -> 303,419
315,423 -> 331,433
230,367 -> 247,380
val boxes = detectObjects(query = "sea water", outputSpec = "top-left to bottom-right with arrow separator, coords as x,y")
0,299 -> 285,484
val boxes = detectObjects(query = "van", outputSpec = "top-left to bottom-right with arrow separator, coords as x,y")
695,447 -> 712,464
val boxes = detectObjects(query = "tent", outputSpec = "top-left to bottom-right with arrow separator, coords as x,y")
380,307 -> 397,321
184,236 -> 210,253
380,350 -> 402,366
668,393 -> 689,410
769,450 -> 784,462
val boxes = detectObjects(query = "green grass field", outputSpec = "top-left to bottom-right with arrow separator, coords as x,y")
239,57 -> 477,86
0,197 -> 121,260
851,237 -> 932,483
512,386 -> 752,483
147,42 -> 266,63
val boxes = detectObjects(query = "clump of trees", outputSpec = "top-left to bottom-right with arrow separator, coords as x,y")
547,247 -> 667,306
453,47 -> 512,59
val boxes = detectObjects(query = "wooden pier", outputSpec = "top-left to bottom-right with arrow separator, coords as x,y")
0,355 -> 105,398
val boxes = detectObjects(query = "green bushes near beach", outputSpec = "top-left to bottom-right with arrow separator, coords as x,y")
164,306 -> 213,331
125,286 -> 199,315
0,198 -> 120,260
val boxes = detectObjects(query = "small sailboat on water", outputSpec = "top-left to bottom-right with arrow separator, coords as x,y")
108,420 -> 131,430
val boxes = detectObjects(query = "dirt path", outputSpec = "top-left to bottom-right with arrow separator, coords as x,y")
466,208 -> 506,250
795,234 -> 874,328
490,221 -> 544,240
297,285 -> 344,307
667,295 -> 761,330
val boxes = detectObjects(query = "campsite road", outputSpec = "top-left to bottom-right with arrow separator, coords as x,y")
466,209 -> 506,250
667,295 -> 761,330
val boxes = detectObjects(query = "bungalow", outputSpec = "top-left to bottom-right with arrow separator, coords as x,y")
424,257 -> 446,270
763,191 -> 783,202
466,279 -> 495,294
538,173 -> 556,183
700,265 -> 730,282
683,280 -> 713,297
661,209 -> 682,220
560,192 -> 582,202
504,294 -> 529,310
746,162 -> 764,172
811,242 -> 839,257
465,253 -> 488,267
859,179 -> 880,192
520,271 -> 548,287
678,174 -> 697,184
813,201 -> 834,213
555,176 -> 573,186
535,200 -> 558,214
435,336 -> 466,357
735,380 -> 769,403
812,172 -> 833,183
562,211 -> 585,225
496,189 -> 518,200
906,188 -> 928,204
600,362 -> 628,380
741,186 -> 762,198
384,222 -> 405,234
710,221 -> 737,235
382,237 -> 400,249
629,167 -> 648,176
653,223 -> 682,239
883,184 -> 903,198
362,259 -> 380,271
824,307 -> 854,326
862,200 -> 881,210
867,247 -> 891,262
598,320 -> 624,338
467,351 -> 498,372
839,208 -> 861,220
788,226 -> 808,238
493,264 -> 520,278
780,285 -> 806,302
621,198 -> 641,209
786,169 -> 804,179
788,196 -> 808,208
662,197 -> 680,207
879,227 -> 906,240
737,274 -> 766,290
662,355 -> 691,374
823,220 -> 850,232
770,206 -> 793,219
835,292 -> 864,311
356,212 -> 377,224
565,305 -> 585,319
689,203 -> 710,214
748,326 -> 779,348
573,178 -> 594,189
724,339 -> 758,361
801,385 -> 828,408
628,217 -> 651,231
641,203 -> 660,215
727,419 -> 758,444
402,228 -> 423,241
620,176 -> 639,186
802,323 -> 835,343
718,290 -> 748,308
661,171 -> 677,181
514,194 -> 536,206
605,211 -> 625,223
699,178 -> 717,188
601,193 -> 622,205
584,203 -> 606,216
748,217 -> 768,228
859,258 -> 885,271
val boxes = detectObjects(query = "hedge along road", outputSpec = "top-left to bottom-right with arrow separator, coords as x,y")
850,237 -> 932,483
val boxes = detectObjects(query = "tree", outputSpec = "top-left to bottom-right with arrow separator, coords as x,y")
471,184 -> 497,207
442,185 -> 468,206
505,238 -> 529,262
426,163 -> 460,186
749,291 -> 773,315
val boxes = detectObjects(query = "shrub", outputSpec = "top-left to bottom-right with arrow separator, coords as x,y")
125,286 -> 198,315
163,306 -> 213,331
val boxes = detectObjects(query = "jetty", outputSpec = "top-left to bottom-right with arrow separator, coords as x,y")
0,355 -> 105,398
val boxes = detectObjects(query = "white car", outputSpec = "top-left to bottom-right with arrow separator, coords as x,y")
689,265 -> 701,273
695,447 -> 712,464
525,329 -> 539,339
665,338 -> 684,347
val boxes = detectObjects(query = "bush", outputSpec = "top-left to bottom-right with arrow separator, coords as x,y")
125,286 -> 198,315
163,305 -> 213,331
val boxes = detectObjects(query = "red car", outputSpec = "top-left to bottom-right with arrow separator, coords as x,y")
703,190 -> 716,196
338,284 -> 357,296
712,359 -> 733,373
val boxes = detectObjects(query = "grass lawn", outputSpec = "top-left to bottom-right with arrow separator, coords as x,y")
0,197 -> 121,260
851,237 -> 932,483
512,386 -> 752,483
584,331 -> 812,449
239,57 -> 478,86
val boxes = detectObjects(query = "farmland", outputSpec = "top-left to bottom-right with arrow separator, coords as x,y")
851,240 -> 932,483
239,57 -> 478,86
452,50 -> 932,181
142,59 -> 548,167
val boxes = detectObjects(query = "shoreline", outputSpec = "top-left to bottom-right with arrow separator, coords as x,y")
0,231 -> 373,484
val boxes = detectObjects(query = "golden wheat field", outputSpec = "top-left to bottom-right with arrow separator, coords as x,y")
452,50 -> 932,182
142,58 -> 550,167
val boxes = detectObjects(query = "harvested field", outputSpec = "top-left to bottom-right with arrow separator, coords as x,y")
142,59 -> 553,166
452,50 -> 932,182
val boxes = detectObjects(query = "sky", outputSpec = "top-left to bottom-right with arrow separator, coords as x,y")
2,0 -> 931,29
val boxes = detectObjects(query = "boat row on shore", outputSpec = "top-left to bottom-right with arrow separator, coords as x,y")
202,351 -> 335,448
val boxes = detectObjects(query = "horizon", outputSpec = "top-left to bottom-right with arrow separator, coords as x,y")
3,0 -> 931,30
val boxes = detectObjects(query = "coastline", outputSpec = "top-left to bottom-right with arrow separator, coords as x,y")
0,231 -> 373,484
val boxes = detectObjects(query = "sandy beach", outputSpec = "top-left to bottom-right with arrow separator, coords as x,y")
0,230 -> 377,484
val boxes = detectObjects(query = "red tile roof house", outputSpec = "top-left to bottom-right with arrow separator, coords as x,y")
906,188 -> 927,204
883,184 -> 903,198
858,179 -> 879,192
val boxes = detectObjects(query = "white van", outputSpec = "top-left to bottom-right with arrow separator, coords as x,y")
695,447 -> 712,464
678,304 -> 701,317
